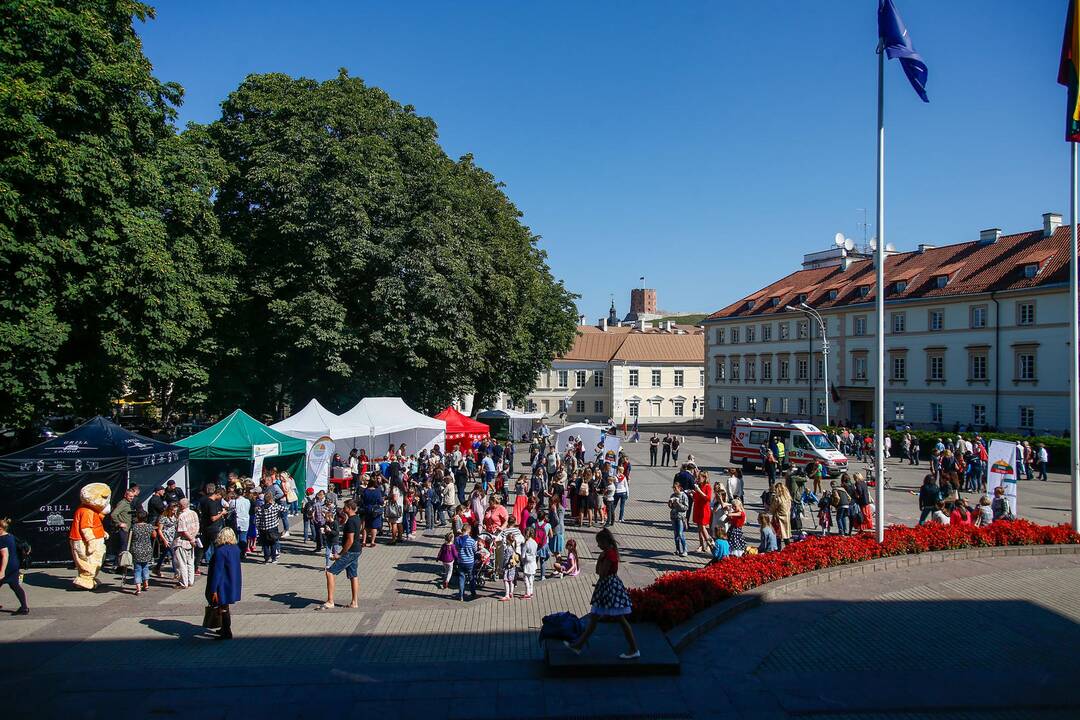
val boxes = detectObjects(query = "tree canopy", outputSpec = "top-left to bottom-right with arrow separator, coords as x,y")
0,1 -> 577,427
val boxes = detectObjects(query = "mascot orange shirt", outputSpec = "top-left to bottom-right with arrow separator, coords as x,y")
69,506 -> 105,541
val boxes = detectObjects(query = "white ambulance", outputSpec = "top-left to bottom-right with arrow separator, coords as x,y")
729,418 -> 848,477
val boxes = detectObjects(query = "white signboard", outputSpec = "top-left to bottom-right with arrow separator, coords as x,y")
251,443 -> 280,482
307,436 -> 335,493
986,439 -> 1019,516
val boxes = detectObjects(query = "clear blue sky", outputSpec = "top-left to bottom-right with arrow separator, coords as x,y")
139,0 -> 1070,323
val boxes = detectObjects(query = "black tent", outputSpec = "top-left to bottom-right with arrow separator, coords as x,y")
0,417 -> 188,563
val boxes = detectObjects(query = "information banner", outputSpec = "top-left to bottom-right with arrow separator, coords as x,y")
307,436 -> 334,493
986,439 -> 1019,516
251,442 -> 280,482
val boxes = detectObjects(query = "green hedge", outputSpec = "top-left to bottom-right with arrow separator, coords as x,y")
822,426 -> 1071,472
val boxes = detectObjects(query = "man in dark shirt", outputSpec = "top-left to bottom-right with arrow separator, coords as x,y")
147,485 -> 167,525
324,499 -> 362,609
661,434 -> 673,467
197,484 -> 226,566
674,464 -> 697,521
649,434 -> 659,466
163,479 -> 185,504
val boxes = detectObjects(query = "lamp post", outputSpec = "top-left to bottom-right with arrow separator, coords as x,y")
786,303 -> 830,428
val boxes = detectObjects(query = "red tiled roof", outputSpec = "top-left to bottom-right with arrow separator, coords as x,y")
559,327 -> 704,363
706,226 -> 1075,321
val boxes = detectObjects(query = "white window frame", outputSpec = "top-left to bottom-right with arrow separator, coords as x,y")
651,369 -> 662,387
674,370 -> 684,387
575,370 -> 586,388
594,370 -> 604,388
557,370 -> 568,389
673,400 -> 684,417
629,369 -> 639,387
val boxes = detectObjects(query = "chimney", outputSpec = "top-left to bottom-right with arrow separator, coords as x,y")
917,243 -> 935,254
598,317 -> 608,332
636,319 -> 649,331
1043,212 -> 1062,238
978,228 -> 1001,245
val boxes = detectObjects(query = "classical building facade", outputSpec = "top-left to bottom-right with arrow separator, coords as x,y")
523,322 -> 705,424
703,214 -> 1073,434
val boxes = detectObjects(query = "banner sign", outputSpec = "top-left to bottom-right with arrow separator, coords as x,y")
986,439 -> 1019,516
307,436 -> 334,493
251,442 -> 280,481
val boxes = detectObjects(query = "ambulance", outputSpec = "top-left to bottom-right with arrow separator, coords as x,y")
729,418 -> 848,477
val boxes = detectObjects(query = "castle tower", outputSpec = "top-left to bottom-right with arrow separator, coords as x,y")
630,288 -> 657,316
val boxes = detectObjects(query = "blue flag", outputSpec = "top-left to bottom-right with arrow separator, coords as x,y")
879,0 -> 929,102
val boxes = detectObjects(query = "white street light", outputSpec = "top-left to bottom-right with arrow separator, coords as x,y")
786,303 -> 830,428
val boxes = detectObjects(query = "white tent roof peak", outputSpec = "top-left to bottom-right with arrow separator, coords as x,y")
270,398 -> 372,443
338,397 -> 445,436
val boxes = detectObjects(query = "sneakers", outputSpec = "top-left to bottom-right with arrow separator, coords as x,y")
13,607 -> 29,615
619,650 -> 641,660
281,532 -> 291,538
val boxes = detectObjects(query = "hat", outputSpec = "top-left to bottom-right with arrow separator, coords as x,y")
306,487 -> 315,495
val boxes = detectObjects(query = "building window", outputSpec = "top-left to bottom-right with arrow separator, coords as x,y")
827,289 -> 838,300
1020,406 -> 1034,429
891,312 -> 906,334
1017,302 -> 1035,326
970,305 -> 988,329
797,321 -> 809,339
1016,351 -> 1036,381
557,370 -> 568,388
853,355 -> 867,381
894,280 -> 908,293
745,360 -> 756,381
575,370 -> 586,388
928,354 -> 944,381
797,397 -> 807,415
1023,263 -> 1039,279
594,370 -> 604,388
731,360 -> 740,381
891,356 -> 906,381
746,326 -> 756,343
651,369 -> 662,387
761,324 -> 772,341
817,398 -> 826,417
972,404 -> 986,426
854,316 -> 867,336
716,395 -> 725,411
894,401 -> 905,420
781,397 -> 790,414
779,359 -> 790,380
763,397 -> 773,413
731,396 -> 739,412
747,397 -> 757,414
815,357 -> 824,380
594,400 -> 604,414
969,352 -> 988,381
700,369 -> 705,387
778,322 -> 789,340
796,358 -> 808,381
674,370 -> 684,387
761,359 -> 772,380
628,400 -> 639,417
930,403 -> 943,424
935,275 -> 949,288
715,328 -> 725,344
673,400 -> 684,417
731,327 -> 740,343
929,309 -> 944,331
713,359 -> 724,382
629,369 -> 639,387
575,400 -> 585,413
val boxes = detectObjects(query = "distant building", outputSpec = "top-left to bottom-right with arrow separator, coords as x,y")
703,213 -> 1071,434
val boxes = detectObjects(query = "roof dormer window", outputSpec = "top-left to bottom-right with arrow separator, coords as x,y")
857,286 -> 870,297
1023,263 -> 1039,279
747,300 -> 755,310
796,293 -> 808,303
894,280 -> 907,293
770,297 -> 781,307
827,289 -> 838,300
934,275 -> 949,288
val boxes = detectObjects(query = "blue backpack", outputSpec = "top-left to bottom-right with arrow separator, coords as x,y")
539,611 -> 585,645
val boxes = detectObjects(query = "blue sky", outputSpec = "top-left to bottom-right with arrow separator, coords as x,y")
140,0 -> 1070,322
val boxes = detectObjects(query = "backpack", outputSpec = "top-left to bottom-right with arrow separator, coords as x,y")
14,535 -> 31,569
535,523 -> 547,549
539,611 -> 585,645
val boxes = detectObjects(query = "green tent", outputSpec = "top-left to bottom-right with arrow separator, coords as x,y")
175,409 -> 308,494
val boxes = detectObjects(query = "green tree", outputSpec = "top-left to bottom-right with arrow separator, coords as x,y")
0,0 -> 236,426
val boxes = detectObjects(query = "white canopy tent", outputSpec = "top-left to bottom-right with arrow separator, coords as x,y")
554,422 -> 621,458
270,398 -> 373,448
336,397 -> 446,455
475,408 -> 545,441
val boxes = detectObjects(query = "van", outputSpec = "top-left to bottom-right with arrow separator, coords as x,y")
729,418 -> 848,477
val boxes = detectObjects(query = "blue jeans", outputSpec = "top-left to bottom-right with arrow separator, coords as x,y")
1039,461 -> 1048,481
202,539 -> 215,565
425,505 -> 435,529
263,539 -> 280,562
538,554 -> 547,581
614,492 -> 628,521
280,508 -> 290,532
836,508 -> 850,535
917,507 -> 934,525
673,517 -> 687,554
457,562 -> 476,599
133,562 -> 150,585
303,517 -> 313,542
324,543 -> 341,569
403,510 -> 415,535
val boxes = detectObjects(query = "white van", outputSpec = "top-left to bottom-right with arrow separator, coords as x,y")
729,418 -> 848,477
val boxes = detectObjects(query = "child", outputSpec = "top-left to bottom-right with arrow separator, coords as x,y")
322,505 -> 342,569
535,510 -> 551,581
130,509 -> 155,595
817,494 -> 833,535
521,527 -> 538,599
554,538 -> 579,577
758,512 -> 778,553
436,532 -> 459,589
707,526 -> 730,566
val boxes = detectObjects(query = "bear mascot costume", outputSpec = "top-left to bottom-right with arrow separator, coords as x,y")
70,482 -> 112,589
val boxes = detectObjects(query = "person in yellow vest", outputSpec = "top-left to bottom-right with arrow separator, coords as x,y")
774,437 -> 787,470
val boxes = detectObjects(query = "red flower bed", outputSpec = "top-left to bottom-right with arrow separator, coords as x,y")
629,521 -> 1080,629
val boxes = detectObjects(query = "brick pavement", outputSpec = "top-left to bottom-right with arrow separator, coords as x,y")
1,436 -> 1077,718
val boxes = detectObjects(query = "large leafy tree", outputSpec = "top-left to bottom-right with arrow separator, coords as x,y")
0,0 -> 236,426
208,70 -> 577,415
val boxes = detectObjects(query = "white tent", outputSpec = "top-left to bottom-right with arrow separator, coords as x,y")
475,408 -> 545,441
555,422 -> 622,458
270,399 -> 373,447
337,397 -> 446,455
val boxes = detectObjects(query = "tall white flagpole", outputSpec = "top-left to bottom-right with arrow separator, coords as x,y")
875,44 -> 887,543
1071,141 -> 1079,532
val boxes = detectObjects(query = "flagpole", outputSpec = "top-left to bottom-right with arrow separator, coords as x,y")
875,43 -> 886,544
1071,140 -> 1079,532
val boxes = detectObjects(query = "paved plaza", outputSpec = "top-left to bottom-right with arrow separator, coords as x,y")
1,435 -> 1077,718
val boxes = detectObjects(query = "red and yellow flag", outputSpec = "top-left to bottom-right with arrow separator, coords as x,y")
1059,0 -> 1080,141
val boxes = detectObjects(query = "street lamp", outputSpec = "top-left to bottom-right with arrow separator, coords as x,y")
785,302 -> 830,428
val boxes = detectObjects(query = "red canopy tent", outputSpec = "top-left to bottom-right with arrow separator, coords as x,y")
434,407 -> 491,452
